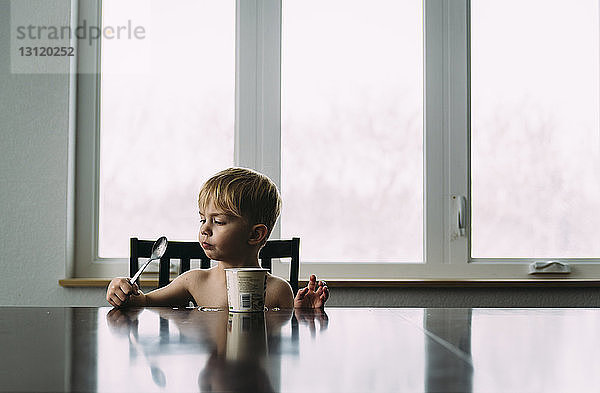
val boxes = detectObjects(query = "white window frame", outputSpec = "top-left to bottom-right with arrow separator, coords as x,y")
74,0 -> 600,280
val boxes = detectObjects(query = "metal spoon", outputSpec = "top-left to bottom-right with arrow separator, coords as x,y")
130,236 -> 168,285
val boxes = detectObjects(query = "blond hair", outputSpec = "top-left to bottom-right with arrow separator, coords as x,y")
198,167 -> 281,240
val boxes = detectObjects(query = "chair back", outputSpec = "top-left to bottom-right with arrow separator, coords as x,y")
130,238 -> 211,290
130,237 -> 300,295
259,238 -> 300,295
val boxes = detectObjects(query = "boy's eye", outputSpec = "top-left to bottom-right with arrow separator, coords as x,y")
199,217 -> 225,225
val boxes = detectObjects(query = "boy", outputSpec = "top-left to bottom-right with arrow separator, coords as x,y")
106,167 -> 329,309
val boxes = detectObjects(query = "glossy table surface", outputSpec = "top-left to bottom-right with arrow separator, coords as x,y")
2,307 -> 600,392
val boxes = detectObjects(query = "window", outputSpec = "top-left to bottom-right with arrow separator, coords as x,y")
76,0 -> 600,280
280,0 -> 424,263
75,0 -> 235,277
470,0 -> 600,259
99,0 -> 234,258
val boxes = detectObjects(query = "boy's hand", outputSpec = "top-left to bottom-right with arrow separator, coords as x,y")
106,277 -> 142,308
294,274 -> 329,309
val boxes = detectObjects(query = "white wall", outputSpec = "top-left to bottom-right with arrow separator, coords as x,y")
1,0 -> 599,307
0,0 -> 99,306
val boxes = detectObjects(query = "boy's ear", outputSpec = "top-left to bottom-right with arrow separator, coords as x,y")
248,224 -> 268,245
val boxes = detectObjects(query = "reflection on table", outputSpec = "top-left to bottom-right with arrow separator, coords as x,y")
3,307 -> 600,392
104,307 -> 299,392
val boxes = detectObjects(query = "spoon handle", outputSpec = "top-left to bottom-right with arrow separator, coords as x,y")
130,257 -> 155,285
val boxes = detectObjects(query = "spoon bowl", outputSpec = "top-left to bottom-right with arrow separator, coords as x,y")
130,236 -> 168,285
151,236 -> 168,260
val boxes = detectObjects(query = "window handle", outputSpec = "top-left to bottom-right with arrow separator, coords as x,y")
452,195 -> 467,238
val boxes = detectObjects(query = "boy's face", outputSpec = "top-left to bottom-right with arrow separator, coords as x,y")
198,199 -> 253,263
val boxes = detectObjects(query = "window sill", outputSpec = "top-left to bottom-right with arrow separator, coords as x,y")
59,277 -> 600,288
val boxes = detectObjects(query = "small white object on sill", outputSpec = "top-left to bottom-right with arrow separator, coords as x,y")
528,261 -> 571,274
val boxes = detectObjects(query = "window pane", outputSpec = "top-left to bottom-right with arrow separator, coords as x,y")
471,0 -> 600,258
99,0 -> 234,258
281,0 -> 424,262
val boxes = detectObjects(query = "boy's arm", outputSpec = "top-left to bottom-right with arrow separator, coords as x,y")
143,271 -> 195,306
106,271 -> 194,308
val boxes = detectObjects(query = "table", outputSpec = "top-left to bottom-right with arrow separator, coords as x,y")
2,307 -> 600,392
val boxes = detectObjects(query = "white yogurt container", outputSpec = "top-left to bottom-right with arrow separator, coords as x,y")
225,268 -> 268,312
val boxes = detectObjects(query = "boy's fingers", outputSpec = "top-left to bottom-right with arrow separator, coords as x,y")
119,281 -> 133,296
296,287 -> 309,300
308,275 -> 317,291
109,296 -> 121,307
320,287 -> 329,302
114,290 -> 127,302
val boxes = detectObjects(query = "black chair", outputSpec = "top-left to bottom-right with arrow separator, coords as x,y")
130,237 -> 300,295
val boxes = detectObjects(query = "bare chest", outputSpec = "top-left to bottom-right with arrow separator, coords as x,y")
185,271 -> 282,309
189,280 -> 229,308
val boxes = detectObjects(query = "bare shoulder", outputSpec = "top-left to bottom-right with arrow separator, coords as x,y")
181,268 -> 210,278
176,268 -> 211,288
266,273 -> 291,290
266,273 -> 294,309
